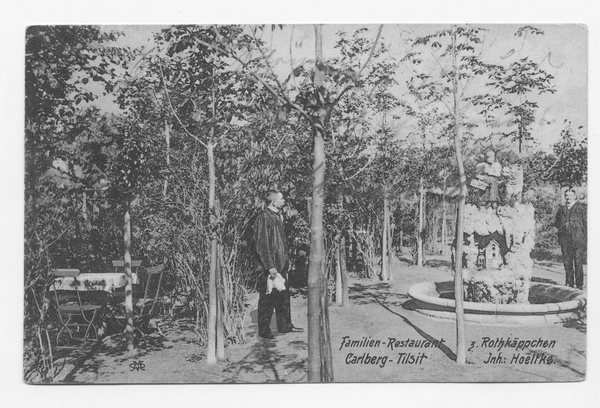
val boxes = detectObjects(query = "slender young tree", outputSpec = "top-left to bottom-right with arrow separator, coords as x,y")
417,177 -> 425,266
450,26 -> 467,364
198,24 -> 385,380
381,190 -> 391,279
307,24 -> 333,382
123,203 -> 134,351
408,24 -> 512,363
141,25 -> 259,364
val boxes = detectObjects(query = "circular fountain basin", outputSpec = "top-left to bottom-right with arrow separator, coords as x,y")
407,281 -> 586,326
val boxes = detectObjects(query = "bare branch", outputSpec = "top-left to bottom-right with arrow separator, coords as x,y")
289,26 -> 298,88
273,129 -> 291,151
328,25 -> 385,112
357,24 -> 384,78
541,147 -> 568,180
346,154 -> 377,181
251,29 -> 287,96
247,73 -> 311,121
158,63 -> 208,149
194,31 -> 312,121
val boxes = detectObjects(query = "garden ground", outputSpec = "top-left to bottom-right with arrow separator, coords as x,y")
49,254 -> 586,383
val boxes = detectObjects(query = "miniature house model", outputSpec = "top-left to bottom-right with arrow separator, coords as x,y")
459,202 -> 535,304
476,239 -> 502,269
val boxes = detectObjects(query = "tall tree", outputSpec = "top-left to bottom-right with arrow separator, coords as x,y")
324,28 -> 401,282
157,25 -> 254,364
409,24 -> 505,364
450,26 -> 467,364
408,24 -> 556,363
216,24 -> 385,381
117,24 -> 262,363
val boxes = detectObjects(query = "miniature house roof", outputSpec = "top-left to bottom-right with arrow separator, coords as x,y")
484,239 -> 499,249
473,232 -> 509,253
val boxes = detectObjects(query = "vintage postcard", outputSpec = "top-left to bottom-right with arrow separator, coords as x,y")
23,23 -> 587,385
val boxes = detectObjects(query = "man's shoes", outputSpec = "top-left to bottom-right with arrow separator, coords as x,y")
280,326 -> 304,334
259,331 -> 275,339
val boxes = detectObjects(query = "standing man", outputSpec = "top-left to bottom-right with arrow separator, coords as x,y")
254,190 -> 304,339
555,188 -> 587,289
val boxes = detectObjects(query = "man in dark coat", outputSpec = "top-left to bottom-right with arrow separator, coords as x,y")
254,190 -> 303,339
555,188 -> 587,289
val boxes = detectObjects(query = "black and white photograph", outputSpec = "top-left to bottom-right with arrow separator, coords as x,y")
21,21 -> 588,384
3,0 -> 599,406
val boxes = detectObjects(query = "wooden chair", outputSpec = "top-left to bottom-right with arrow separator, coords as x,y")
51,269 -> 103,345
111,259 -> 142,273
111,259 -> 143,297
134,264 -> 167,343
139,264 -> 165,316
107,263 -> 166,345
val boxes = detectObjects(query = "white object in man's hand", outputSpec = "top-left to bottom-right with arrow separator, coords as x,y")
266,272 -> 286,294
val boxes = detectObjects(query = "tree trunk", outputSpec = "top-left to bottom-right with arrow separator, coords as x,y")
335,242 -> 342,306
319,260 -> 334,382
206,140 -> 218,365
381,195 -> 390,280
163,120 -> 170,199
81,191 -> 92,231
123,204 -> 134,352
335,192 -> 348,305
441,176 -> 447,256
215,198 -> 225,360
215,202 -> 227,360
340,235 -> 349,306
433,207 -> 439,254
417,177 -> 425,266
388,203 -> 394,259
351,228 -> 358,268
451,25 -> 467,365
307,24 -> 332,382
390,223 -> 395,254
216,242 -> 225,360
518,120 -> 523,154
308,128 -> 327,381
399,200 -> 404,254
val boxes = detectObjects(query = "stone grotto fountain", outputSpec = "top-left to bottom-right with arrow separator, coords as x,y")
408,198 -> 586,326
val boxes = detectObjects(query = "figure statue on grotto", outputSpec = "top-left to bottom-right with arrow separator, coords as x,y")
500,151 -> 524,204
453,149 -> 534,305
473,150 -> 502,206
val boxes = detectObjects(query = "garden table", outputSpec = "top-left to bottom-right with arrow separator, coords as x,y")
51,272 -> 139,293
50,271 -> 140,343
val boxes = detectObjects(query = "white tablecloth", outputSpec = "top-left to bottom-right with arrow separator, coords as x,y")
51,273 -> 139,292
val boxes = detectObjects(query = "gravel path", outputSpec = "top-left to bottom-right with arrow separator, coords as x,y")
54,255 -> 585,383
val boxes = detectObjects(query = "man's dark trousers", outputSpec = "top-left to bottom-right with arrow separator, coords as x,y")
258,266 -> 292,336
561,242 -> 585,289
556,201 -> 587,290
